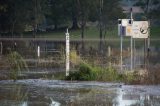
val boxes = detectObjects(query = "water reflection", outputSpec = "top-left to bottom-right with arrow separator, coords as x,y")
50,97 -> 60,106
116,88 -> 160,106
0,80 -> 160,106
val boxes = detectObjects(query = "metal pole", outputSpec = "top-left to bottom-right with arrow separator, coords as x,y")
131,36 -> 133,71
144,39 -> 147,69
147,21 -> 150,71
66,29 -> 70,76
133,39 -> 136,69
120,36 -> 123,71
130,7 -> 133,71
147,21 -> 150,54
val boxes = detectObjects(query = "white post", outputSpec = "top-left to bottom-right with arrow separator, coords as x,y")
37,46 -> 40,58
66,29 -> 70,76
108,46 -> 111,67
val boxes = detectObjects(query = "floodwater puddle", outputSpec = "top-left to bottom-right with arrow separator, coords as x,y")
0,79 -> 160,106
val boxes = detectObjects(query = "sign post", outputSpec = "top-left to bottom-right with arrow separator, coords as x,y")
118,19 -> 133,71
130,8 -> 133,71
118,19 -> 124,71
132,21 -> 149,39
66,29 -> 70,76
131,36 -> 133,70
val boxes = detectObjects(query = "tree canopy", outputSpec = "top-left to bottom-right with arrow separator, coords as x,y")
0,0 -> 125,37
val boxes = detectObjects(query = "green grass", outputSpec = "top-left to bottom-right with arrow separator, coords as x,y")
150,26 -> 160,38
25,26 -> 160,39
28,27 -> 117,39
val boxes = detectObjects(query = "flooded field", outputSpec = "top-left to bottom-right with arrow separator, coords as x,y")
0,79 -> 160,106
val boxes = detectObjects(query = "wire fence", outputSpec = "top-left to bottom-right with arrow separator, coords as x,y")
0,38 -> 160,73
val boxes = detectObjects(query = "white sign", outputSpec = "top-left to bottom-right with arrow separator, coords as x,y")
66,29 -> 70,76
132,21 -> 149,38
118,19 -> 133,36
125,25 -> 132,36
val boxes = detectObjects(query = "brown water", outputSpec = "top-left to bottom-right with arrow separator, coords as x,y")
0,80 -> 160,106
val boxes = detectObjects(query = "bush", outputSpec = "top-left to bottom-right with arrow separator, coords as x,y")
7,51 -> 28,81
66,63 -> 96,81
66,62 -> 120,82
120,71 -> 141,84
66,61 -> 145,84
94,67 -> 119,82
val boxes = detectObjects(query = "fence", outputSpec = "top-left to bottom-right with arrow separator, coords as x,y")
0,38 -> 160,73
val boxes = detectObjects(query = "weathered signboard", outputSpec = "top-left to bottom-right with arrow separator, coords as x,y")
118,19 -> 149,38
132,21 -> 149,38
118,19 -> 133,36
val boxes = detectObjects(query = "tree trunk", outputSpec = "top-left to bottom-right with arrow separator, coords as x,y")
146,0 -> 150,14
80,17 -> 85,55
54,22 -> 58,30
33,24 -> 37,38
72,14 -> 79,29
81,24 -> 84,40
11,20 -> 16,38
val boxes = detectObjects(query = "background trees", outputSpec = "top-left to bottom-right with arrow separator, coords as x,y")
0,0 -> 125,37
0,0 -> 48,37
134,0 -> 160,19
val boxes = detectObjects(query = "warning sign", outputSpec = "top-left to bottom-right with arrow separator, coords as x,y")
118,19 -> 133,36
126,25 -> 132,36
132,21 -> 149,38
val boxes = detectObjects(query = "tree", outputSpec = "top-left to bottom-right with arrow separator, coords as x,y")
7,51 -> 28,81
0,0 -> 48,37
77,0 -> 93,39
148,0 -> 160,19
134,0 -> 160,19
47,0 -> 69,30
92,0 -> 124,52
99,0 -> 124,39
67,0 -> 80,29
27,0 -> 48,37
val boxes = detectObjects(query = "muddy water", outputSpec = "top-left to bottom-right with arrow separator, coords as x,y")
0,79 -> 160,106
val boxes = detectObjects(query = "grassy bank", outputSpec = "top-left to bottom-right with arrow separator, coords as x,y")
24,26 -> 160,39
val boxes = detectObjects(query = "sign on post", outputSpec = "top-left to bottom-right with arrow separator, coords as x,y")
132,21 -> 149,38
118,19 -> 133,36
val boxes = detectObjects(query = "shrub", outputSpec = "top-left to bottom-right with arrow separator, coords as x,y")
7,51 -> 28,81
66,62 -> 120,82
66,63 -> 96,81
93,67 -> 119,82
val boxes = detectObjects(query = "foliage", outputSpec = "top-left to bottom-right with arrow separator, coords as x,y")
66,62 -> 120,81
0,0 -> 125,38
7,51 -> 28,81
120,71 -> 141,84
70,49 -> 81,66
0,0 -> 48,35
66,63 -> 96,81
134,0 -> 160,19
66,59 -> 143,84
